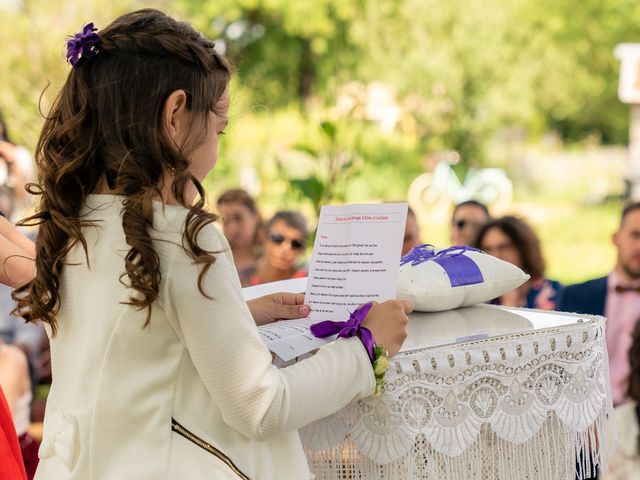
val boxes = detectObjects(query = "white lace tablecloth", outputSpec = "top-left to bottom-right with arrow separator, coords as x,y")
300,305 -> 615,480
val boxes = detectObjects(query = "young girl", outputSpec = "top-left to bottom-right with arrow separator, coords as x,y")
17,9 -> 410,479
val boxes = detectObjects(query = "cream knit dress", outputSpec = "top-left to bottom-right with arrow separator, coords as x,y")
34,194 -> 375,480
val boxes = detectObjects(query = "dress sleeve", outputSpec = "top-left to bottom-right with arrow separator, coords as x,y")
161,225 -> 375,441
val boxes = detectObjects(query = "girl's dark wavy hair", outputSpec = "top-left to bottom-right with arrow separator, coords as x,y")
12,9 -> 231,333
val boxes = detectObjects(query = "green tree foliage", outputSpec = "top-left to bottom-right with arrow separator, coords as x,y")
0,0 -> 147,148
351,0 -> 640,162
518,0 -> 640,144
2,0 -> 640,168
176,0 -> 640,170
178,0 -> 362,107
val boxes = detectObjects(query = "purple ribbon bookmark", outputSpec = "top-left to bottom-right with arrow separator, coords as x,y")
310,302 -> 375,361
400,244 -> 484,287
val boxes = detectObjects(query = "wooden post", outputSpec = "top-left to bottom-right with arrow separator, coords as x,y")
614,44 -> 640,200
630,104 -> 640,200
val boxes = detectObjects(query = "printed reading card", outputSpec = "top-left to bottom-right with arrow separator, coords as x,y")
304,203 -> 408,321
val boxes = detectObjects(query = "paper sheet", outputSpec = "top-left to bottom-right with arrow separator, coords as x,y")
304,203 -> 407,320
257,317 -> 334,361
253,203 -> 407,361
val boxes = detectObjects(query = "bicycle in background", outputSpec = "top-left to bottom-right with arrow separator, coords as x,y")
408,151 -> 513,214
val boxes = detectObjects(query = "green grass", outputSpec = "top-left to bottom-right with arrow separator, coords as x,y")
532,201 -> 618,284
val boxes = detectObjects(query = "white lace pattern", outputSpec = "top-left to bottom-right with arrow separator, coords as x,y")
301,318 -> 615,479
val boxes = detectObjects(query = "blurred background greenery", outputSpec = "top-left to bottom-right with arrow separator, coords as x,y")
1,0 -> 638,283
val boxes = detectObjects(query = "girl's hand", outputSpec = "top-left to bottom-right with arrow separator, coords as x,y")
362,300 -> 412,358
247,292 -> 310,326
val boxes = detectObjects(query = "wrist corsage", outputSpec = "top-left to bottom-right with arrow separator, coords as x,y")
310,302 -> 390,397
372,344 -> 389,397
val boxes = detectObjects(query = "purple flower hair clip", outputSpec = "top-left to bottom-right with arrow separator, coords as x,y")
66,22 -> 101,67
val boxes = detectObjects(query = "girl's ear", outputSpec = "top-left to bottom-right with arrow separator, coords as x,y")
162,90 -> 189,145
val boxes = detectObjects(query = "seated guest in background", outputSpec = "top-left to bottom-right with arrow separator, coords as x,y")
0,212 -> 46,386
451,200 -> 490,246
0,212 -> 37,479
605,320 -> 640,479
402,206 -> 421,256
0,342 -> 37,479
0,213 -> 34,288
216,188 -> 264,287
0,385 -> 26,480
0,288 -> 46,383
474,215 -> 563,310
250,211 -> 308,285
558,202 -> 640,407
0,110 -> 34,218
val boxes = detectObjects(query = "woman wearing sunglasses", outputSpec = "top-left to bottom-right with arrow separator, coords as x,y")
450,200 -> 490,247
249,211 -> 308,286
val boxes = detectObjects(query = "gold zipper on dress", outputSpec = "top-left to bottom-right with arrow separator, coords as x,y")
171,417 -> 251,480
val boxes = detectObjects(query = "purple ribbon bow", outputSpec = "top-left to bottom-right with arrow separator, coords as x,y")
400,244 -> 485,287
310,302 -> 375,361
66,22 -> 101,67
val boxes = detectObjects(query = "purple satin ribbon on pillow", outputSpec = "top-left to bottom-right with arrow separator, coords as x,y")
400,244 -> 484,287
310,302 -> 375,361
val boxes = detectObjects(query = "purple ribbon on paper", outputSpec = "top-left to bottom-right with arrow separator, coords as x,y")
310,302 -> 375,361
400,244 -> 484,287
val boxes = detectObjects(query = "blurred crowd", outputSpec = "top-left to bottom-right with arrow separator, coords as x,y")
0,106 -> 640,478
